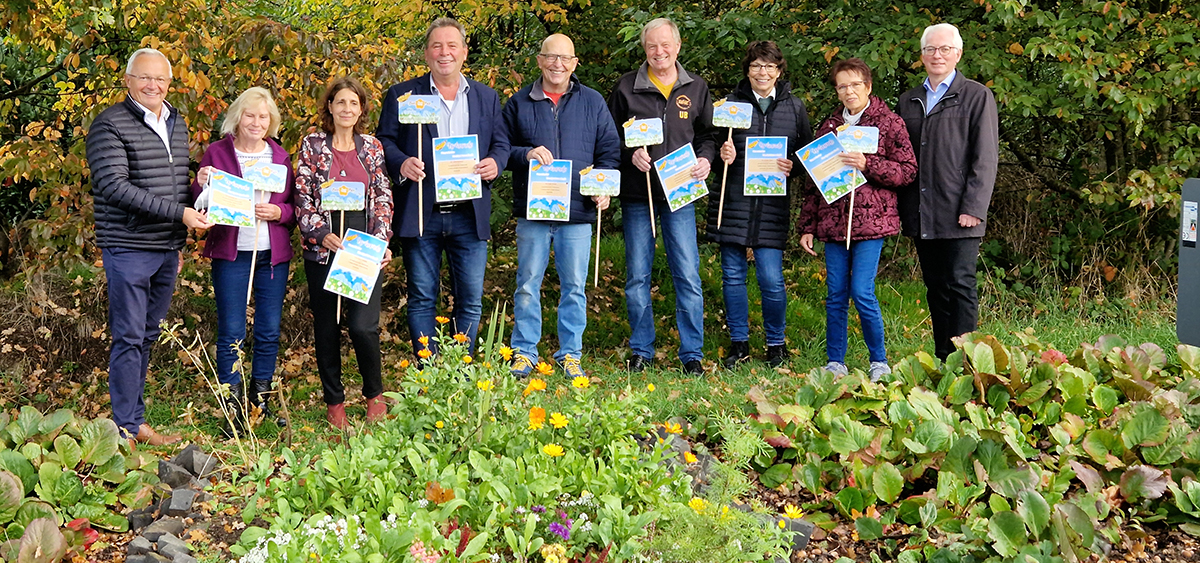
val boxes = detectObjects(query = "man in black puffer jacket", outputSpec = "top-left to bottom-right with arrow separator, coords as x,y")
86,47 -> 212,447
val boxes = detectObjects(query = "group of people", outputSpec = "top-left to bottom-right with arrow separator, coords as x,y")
85,16 -> 996,440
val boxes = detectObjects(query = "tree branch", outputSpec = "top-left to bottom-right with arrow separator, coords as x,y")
1000,128 -> 1081,200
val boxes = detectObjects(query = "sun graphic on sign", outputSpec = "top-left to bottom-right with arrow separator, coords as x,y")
415,100 -> 426,109
639,123 -> 648,132
729,106 -> 739,114
339,185 -> 350,196
596,173 -> 605,182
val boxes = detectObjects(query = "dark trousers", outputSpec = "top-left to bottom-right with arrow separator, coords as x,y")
102,247 -> 180,438
304,259 -> 383,405
914,237 -> 981,360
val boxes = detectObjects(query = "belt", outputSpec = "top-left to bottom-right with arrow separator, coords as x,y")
436,202 -> 469,214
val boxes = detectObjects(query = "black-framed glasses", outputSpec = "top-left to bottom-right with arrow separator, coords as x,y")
921,45 -> 957,56
538,54 -> 577,63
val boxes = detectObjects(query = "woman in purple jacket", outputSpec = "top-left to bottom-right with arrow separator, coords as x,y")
193,87 -> 296,435
797,59 -> 917,382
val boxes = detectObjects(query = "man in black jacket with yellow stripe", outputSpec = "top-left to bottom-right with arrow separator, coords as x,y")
86,48 -> 212,446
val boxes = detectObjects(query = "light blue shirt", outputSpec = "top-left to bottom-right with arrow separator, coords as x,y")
434,75 -> 471,138
923,69 -> 957,115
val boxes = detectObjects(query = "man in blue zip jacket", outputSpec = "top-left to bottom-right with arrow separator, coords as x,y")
502,33 -> 621,379
86,48 -> 213,447
377,17 -> 510,357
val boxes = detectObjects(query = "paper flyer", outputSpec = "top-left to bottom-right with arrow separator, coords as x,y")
837,126 -> 879,154
1184,200 -> 1198,248
712,99 -> 753,129
797,132 -> 865,204
319,181 -> 366,211
432,135 -> 482,202
323,228 -> 386,304
396,93 -> 442,124
654,143 -> 709,212
622,117 -> 664,148
526,159 -> 572,221
579,166 -> 621,196
243,160 -> 288,193
207,171 -> 256,228
743,136 -> 788,196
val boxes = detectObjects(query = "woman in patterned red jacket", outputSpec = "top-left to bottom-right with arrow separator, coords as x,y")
797,58 -> 917,382
296,76 -> 394,429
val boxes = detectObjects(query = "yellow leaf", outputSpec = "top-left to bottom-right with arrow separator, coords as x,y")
1008,42 -> 1024,56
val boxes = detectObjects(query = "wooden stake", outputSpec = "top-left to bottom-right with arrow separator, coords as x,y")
593,206 -> 602,287
246,212 -> 259,307
645,168 -> 656,239
418,126 -> 425,236
336,210 -> 344,323
845,187 -> 855,250
716,127 -> 733,229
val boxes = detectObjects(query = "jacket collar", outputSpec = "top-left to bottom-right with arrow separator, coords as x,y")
530,75 -> 578,101
734,78 -> 791,106
122,94 -> 178,133
633,62 -> 694,94
319,130 -> 365,154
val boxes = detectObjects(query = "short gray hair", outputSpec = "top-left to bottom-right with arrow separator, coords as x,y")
424,17 -> 467,48
220,87 -> 282,139
640,17 -> 680,49
920,23 -> 964,50
125,48 -> 172,76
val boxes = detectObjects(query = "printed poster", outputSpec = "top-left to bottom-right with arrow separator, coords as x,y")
579,166 -> 621,196
320,181 -> 366,211
622,117 -> 664,148
207,171 -> 255,228
743,136 -> 788,196
243,160 -> 288,193
397,93 -> 442,124
654,143 -> 709,212
432,135 -> 482,202
797,132 -> 865,205
323,229 -> 387,304
1184,200 -> 1198,248
526,159 -> 572,221
837,126 -> 879,154
712,99 -> 753,129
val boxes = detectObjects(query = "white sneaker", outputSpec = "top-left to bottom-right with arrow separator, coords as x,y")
869,361 -> 891,382
823,361 -> 848,377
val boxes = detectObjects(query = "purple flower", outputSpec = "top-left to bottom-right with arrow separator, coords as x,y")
532,505 -> 547,513
549,521 -> 571,541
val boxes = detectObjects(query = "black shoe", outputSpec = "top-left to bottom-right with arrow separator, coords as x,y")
628,355 -> 652,373
766,345 -> 789,367
682,360 -> 703,375
250,378 -> 288,427
723,341 -> 750,368
219,381 -> 247,439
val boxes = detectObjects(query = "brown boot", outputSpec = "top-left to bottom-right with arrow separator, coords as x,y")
365,395 -> 386,423
135,424 -> 181,446
326,403 -> 348,430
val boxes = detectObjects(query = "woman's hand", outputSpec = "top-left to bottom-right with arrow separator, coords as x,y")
838,151 -> 867,171
255,203 -> 282,221
196,165 -> 216,187
381,247 -> 393,267
321,233 -> 343,252
800,233 -> 818,256
720,140 -> 736,165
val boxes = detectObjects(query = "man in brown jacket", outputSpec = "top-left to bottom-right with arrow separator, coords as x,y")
896,22 -> 999,360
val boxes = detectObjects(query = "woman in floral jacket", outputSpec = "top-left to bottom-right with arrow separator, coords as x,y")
296,76 -> 393,429
797,58 -> 917,382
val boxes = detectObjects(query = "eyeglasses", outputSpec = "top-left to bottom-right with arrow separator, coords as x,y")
538,53 -> 577,63
921,45 -> 957,56
835,81 -> 867,93
128,74 -> 170,86
748,63 -> 779,72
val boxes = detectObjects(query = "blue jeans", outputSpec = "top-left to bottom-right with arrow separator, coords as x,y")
720,245 -> 787,346
511,219 -> 592,363
102,247 -> 179,438
622,202 -> 704,363
401,208 -> 488,354
824,238 -> 887,363
212,251 -> 289,386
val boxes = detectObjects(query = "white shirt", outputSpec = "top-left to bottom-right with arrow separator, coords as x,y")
236,146 -> 274,251
130,98 -> 173,154
434,75 -> 471,138
842,100 -> 871,126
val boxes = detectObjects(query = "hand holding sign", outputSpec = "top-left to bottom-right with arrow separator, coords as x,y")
398,91 -> 443,235
797,133 -> 867,249
580,166 -> 621,287
712,98 -> 754,229
320,179 -> 367,322
623,117 -> 664,238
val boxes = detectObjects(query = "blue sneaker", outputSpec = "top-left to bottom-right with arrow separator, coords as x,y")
510,355 -> 535,378
560,355 -> 586,379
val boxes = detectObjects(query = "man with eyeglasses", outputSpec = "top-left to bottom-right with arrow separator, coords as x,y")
896,22 -> 999,360
501,33 -> 621,378
608,17 -> 715,375
86,47 -> 214,447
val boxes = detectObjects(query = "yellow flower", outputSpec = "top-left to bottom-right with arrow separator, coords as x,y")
436,316 -> 450,324
523,378 -> 547,397
684,452 -> 698,463
462,355 -> 473,364
721,505 -> 730,520
528,406 -> 546,429
419,335 -> 430,346
549,412 -> 568,429
453,333 -> 469,343
647,383 -> 655,392
687,497 -> 706,514
435,420 -> 444,429
399,359 -> 410,368
425,433 -> 432,439
417,349 -> 432,359
664,421 -> 683,434
536,361 -> 554,376
779,519 -> 786,529
477,379 -> 493,391
499,346 -> 514,361
571,376 -> 590,389
784,504 -> 803,519
543,443 -> 565,457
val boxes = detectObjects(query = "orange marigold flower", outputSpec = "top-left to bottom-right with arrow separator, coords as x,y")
453,333 -> 469,343
684,452 -> 698,463
463,355 -> 473,364
529,406 -> 547,429
418,335 -> 430,346
523,378 -> 547,397
417,349 -> 432,359
664,422 -> 682,434
399,359 -> 410,368
436,316 -> 450,324
535,361 -> 553,376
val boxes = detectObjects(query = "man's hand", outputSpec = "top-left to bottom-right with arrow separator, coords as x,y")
183,207 -> 214,229
592,195 -> 610,211
631,147 -> 652,172
691,157 -> 711,179
321,233 -> 343,252
719,140 -> 736,165
799,233 -> 818,256
401,157 -> 426,182
475,157 -> 500,181
958,214 -> 982,228
255,203 -> 282,221
527,146 -> 554,166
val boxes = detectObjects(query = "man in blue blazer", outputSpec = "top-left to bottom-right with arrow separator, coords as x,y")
377,17 -> 509,357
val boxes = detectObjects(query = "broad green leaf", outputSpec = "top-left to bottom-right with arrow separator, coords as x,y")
1121,408 -> 1169,449
759,463 -> 792,489
17,517 -> 66,563
833,487 -> 865,517
79,418 -> 120,466
1091,385 -> 1119,415
990,466 -> 1037,498
797,462 -> 824,496
942,436 -> 978,478
0,451 -> 35,496
1182,523 -> 1200,537
1082,429 -> 1125,467
37,409 -> 74,437
1119,465 -> 1169,502
908,388 -> 953,425
90,510 -> 129,532
1141,423 -> 1187,466
944,376 -> 975,405
1017,379 -> 1053,406
0,471 -> 22,524
829,416 -> 875,456
855,516 -> 883,541
1017,490 -> 1051,538
52,435 -> 82,470
912,420 -> 951,454
968,341 -> 997,374
14,501 -> 55,528
10,406 -> 43,444
988,510 -> 1027,557
873,462 -> 904,504
1178,344 -> 1200,375
52,470 -> 83,506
